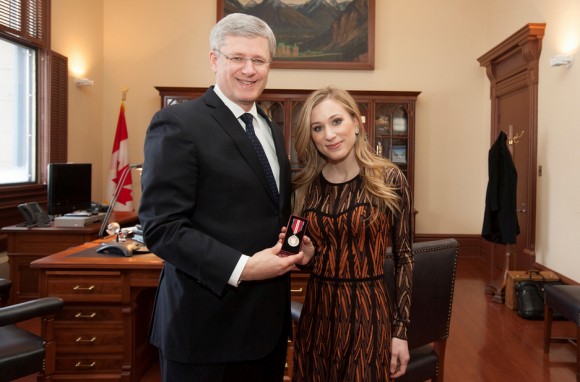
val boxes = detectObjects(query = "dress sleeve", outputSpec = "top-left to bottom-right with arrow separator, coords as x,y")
388,167 -> 414,340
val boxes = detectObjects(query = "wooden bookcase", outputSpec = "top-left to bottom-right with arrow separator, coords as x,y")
155,87 -> 420,193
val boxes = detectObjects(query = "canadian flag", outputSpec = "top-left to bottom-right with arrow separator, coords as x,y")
105,102 -> 134,211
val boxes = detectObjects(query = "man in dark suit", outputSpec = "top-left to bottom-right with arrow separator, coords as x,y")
139,13 -> 306,382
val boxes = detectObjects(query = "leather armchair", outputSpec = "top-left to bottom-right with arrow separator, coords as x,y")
0,278 -> 64,381
290,238 -> 459,382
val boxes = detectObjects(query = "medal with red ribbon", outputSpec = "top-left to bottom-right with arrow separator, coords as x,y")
288,218 -> 305,247
291,218 -> 305,234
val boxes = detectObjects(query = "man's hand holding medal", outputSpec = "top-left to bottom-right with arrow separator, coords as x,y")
240,216 -> 315,282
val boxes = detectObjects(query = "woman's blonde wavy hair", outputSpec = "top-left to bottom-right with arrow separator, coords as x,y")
292,86 -> 402,221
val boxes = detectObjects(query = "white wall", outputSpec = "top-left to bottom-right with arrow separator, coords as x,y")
51,0 -> 104,202
52,0 -> 580,282
483,0 -> 580,281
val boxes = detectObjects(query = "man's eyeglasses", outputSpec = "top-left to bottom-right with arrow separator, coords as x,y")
214,49 -> 271,68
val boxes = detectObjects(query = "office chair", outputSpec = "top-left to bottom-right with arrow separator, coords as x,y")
0,278 -> 64,381
290,238 -> 459,382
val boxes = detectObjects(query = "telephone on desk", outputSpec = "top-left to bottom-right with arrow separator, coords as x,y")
17,202 -> 51,227
96,241 -> 149,257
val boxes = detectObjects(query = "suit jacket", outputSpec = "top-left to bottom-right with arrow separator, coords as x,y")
482,131 -> 520,244
138,87 -> 292,364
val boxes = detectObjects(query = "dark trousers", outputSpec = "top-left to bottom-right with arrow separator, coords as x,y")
158,330 -> 287,382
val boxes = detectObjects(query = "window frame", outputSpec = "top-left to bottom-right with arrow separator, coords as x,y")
0,0 -> 66,230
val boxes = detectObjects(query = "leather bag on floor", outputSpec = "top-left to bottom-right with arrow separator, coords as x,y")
515,270 -> 562,320
515,280 -> 545,319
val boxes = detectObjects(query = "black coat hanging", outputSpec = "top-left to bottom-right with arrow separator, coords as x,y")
482,131 -> 520,244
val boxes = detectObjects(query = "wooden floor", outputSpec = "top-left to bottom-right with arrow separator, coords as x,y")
445,257 -> 577,382
12,256 -> 578,382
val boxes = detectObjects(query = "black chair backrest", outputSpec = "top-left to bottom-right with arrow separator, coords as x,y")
385,238 -> 459,349
0,279 -> 11,306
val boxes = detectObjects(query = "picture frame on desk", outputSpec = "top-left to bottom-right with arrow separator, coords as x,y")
217,0 -> 375,70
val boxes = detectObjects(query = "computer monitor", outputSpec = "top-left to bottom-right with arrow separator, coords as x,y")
47,163 -> 92,216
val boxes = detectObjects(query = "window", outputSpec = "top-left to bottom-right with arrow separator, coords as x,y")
0,37 -> 37,184
0,0 -> 67,229
1,0 -> 47,186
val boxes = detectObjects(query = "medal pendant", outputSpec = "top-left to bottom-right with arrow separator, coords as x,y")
288,234 -> 299,247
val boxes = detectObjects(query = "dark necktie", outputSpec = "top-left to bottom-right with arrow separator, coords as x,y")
240,113 -> 279,205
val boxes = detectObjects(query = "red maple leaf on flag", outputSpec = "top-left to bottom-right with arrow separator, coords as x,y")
106,102 -> 134,211
113,163 -> 134,206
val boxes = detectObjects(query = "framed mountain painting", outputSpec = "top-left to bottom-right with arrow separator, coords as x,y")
217,0 -> 375,70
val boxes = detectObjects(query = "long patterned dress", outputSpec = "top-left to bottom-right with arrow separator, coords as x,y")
293,167 -> 413,382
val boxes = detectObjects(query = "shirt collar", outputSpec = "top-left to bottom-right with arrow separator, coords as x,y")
214,84 -> 257,120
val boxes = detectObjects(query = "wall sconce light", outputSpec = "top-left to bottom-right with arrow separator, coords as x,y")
75,78 -> 94,87
549,55 -> 574,67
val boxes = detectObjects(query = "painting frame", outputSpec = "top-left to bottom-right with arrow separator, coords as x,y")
217,0 -> 375,70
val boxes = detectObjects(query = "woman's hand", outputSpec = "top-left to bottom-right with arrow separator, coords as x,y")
390,337 -> 410,378
299,234 -> 315,265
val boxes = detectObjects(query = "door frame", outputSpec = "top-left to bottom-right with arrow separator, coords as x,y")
478,23 -> 546,302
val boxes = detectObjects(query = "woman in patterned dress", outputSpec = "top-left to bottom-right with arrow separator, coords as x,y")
291,86 -> 414,381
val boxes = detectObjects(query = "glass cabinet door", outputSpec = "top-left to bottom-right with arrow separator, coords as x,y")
374,104 -> 391,158
374,102 -> 409,177
290,101 -> 304,170
356,101 -> 370,138
258,100 -> 285,129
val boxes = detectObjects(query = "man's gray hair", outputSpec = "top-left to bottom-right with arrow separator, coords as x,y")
210,13 -> 276,59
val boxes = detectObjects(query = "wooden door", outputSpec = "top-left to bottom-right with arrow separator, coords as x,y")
478,23 -> 545,301
496,90 -> 532,271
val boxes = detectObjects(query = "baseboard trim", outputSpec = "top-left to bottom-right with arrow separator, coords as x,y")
414,234 -> 579,284
533,261 -> 579,285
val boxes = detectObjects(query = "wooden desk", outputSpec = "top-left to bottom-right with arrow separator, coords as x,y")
2,211 -> 138,303
31,237 -> 308,382
31,239 -> 163,382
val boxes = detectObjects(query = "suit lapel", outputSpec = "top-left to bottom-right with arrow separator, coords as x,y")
202,89 -> 281,206
257,106 -> 289,209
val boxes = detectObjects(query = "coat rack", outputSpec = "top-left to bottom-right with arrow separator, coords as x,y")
507,125 -> 524,151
